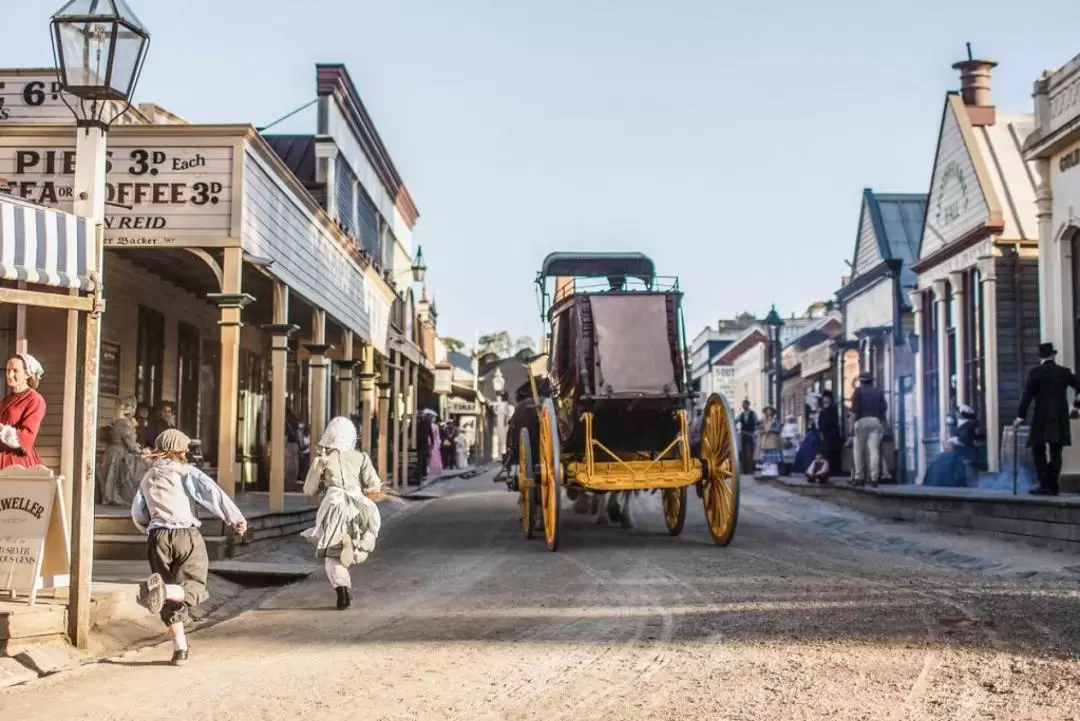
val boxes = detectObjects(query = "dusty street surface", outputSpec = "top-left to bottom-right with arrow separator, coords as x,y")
3,472 -> 1080,720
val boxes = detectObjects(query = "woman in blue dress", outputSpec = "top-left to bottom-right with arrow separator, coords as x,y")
923,404 -> 978,487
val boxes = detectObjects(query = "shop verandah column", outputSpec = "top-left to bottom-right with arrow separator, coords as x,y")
306,308 -> 333,452
208,249 -> 253,497
337,329 -> 356,419
262,280 -> 297,514
949,270 -> 968,410
910,291 -> 927,482
978,256 -> 1001,473
359,343 -> 375,453
377,356 -> 392,479
391,351 -> 402,490
932,279 -> 950,458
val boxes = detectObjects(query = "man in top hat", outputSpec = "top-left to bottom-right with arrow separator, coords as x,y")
850,371 -> 887,487
1013,342 -> 1080,495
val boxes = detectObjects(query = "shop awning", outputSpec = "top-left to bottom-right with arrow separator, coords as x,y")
0,194 -> 97,292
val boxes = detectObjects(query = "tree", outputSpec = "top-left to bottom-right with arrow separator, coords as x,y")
441,337 -> 466,353
477,331 -> 513,358
514,335 -> 536,354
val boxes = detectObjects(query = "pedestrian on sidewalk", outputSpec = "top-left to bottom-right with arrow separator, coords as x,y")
131,429 -> 247,666
850,372 -> 887,487
805,451 -> 830,484
302,416 -> 390,610
817,390 -> 843,476
1013,342 -> 1080,496
736,400 -> 758,475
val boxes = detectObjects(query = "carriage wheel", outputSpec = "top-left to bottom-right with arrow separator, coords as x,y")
661,487 -> 687,536
538,397 -> 562,552
699,393 -> 740,546
518,428 -> 539,539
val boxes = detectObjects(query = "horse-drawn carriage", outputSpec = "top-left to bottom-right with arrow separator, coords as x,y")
509,252 -> 740,551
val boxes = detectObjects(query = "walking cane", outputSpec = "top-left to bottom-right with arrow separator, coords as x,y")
1012,425 -> 1019,496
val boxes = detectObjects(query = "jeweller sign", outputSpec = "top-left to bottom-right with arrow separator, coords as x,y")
0,138 -> 234,245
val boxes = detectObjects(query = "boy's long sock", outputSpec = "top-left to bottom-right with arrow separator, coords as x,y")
165,584 -> 185,603
170,622 -> 187,651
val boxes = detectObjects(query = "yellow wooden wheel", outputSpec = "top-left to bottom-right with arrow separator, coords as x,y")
661,487 -> 687,536
518,428 -> 538,539
699,393 -> 740,546
538,397 -> 562,552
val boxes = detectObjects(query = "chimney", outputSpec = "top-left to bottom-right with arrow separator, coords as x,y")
952,44 -> 997,126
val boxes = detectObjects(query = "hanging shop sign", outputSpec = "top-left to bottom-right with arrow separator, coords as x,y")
0,138 -> 234,246
446,398 -> 478,416
434,364 -> 452,395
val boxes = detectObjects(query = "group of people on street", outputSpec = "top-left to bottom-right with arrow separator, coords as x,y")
415,410 -> 470,481
728,373 -> 886,486
100,400 -> 183,505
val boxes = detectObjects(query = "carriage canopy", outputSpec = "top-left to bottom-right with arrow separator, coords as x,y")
538,252 -> 655,283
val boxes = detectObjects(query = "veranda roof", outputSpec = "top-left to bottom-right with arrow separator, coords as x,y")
0,193 -> 96,292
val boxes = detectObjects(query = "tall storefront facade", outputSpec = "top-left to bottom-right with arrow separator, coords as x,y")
0,64 -> 426,505
1024,52 -> 1080,489
836,188 -> 925,482
909,57 -> 1038,481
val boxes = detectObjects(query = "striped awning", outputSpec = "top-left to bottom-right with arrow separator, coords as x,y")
0,194 -> 96,292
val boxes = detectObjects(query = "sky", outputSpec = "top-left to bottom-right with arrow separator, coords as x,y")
5,0 -> 1080,350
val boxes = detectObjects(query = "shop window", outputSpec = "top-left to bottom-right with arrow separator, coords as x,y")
1072,231 -> 1080,368
922,289 -> 940,442
356,189 -> 380,259
944,280 -> 958,414
136,305 -> 165,410
335,155 -> 357,238
964,268 -> 986,430
176,322 -> 201,436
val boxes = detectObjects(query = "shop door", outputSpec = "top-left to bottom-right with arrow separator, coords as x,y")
136,305 -> 165,410
176,322 -> 201,437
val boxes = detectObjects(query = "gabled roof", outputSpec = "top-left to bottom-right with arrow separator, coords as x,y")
712,326 -> 768,365
851,188 -> 927,289
915,94 -> 1036,269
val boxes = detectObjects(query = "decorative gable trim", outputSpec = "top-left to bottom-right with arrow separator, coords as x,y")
918,94 -> 1003,262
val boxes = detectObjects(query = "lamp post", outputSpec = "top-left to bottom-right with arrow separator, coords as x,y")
50,0 -> 150,650
763,305 -> 785,413
491,368 -> 506,461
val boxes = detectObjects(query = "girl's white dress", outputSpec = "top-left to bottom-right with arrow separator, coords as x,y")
302,446 -> 383,586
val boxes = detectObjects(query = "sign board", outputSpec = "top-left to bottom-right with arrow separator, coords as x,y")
710,365 -> 735,401
0,70 -> 142,126
446,398 -> 478,416
99,340 -> 121,397
801,341 -> 834,378
434,364 -> 452,395
0,138 -> 234,245
0,71 -> 76,125
0,465 -> 70,604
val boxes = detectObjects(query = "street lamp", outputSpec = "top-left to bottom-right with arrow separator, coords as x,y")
492,367 -> 505,396
50,0 -> 150,650
412,246 -> 428,284
763,305 -> 785,412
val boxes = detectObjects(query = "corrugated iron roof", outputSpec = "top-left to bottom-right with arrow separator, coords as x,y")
869,191 -> 927,289
262,135 -> 317,185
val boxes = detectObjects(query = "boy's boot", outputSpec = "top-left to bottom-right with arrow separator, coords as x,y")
336,586 -> 351,610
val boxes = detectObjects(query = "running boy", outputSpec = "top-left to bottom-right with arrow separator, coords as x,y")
131,429 -> 247,665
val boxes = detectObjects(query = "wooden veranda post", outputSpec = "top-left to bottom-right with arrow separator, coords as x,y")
69,224 -> 105,648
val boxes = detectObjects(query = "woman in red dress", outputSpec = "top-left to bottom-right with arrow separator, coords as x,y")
0,353 -> 47,470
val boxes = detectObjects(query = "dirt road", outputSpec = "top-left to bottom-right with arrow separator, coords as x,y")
3,473 -> 1080,720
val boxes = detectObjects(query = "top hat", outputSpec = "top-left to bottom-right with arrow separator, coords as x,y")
1038,342 -> 1058,359
858,371 -> 873,382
